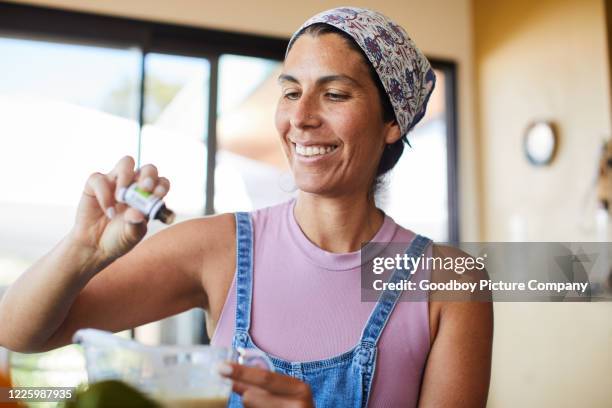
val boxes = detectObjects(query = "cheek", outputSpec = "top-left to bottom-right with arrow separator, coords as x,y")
274,103 -> 290,136
333,106 -> 379,147
334,108 -> 385,168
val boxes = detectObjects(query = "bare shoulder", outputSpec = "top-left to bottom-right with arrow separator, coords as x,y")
156,212 -> 235,244
430,243 -> 491,285
427,243 -> 493,344
191,213 -> 237,306
161,212 -> 236,259
430,243 -> 479,263
162,213 -> 236,299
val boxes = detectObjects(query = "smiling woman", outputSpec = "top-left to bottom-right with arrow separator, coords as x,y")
279,23 -> 401,186
277,32 -> 396,199
0,6 -> 491,408
214,7 -> 490,408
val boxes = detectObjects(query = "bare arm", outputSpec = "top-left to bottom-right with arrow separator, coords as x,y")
0,156 -> 235,352
46,215 -> 234,351
418,301 -> 493,407
418,245 -> 494,407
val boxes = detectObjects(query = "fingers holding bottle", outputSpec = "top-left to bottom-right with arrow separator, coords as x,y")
115,163 -> 175,225
110,155 -> 137,204
81,156 -> 175,227
136,163 -> 159,192
83,172 -> 117,220
134,163 -> 171,199
152,177 -> 170,199
72,156 -> 174,265
104,155 -> 143,225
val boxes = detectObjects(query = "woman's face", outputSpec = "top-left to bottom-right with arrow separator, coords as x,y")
275,33 -> 400,197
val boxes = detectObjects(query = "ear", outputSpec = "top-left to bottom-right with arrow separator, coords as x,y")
383,120 -> 402,144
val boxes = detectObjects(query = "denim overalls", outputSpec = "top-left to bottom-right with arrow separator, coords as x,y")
228,212 -> 432,408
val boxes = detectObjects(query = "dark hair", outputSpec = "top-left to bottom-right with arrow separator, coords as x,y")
288,23 -> 405,183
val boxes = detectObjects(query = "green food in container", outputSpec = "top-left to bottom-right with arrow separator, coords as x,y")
62,380 -> 160,408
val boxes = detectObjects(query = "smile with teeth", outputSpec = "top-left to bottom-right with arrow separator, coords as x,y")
294,143 -> 338,157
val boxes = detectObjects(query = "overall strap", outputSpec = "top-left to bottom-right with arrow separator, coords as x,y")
360,235 -> 432,346
234,212 -> 254,332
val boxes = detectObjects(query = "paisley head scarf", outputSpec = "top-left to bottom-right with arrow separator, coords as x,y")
287,7 -> 436,139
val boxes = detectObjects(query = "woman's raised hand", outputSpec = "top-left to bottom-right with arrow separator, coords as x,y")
70,155 -> 171,265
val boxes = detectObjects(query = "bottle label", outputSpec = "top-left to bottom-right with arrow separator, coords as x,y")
122,184 -> 159,216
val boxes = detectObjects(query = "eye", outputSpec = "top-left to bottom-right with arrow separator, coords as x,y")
326,92 -> 349,101
283,90 -> 300,100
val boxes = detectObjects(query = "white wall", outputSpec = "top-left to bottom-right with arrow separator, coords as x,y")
474,0 -> 612,406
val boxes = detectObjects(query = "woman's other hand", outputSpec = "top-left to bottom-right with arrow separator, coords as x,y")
220,363 -> 315,408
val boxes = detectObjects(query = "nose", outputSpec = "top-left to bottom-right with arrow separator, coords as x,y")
290,92 -> 321,129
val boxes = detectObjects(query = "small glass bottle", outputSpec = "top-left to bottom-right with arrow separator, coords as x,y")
117,183 -> 176,224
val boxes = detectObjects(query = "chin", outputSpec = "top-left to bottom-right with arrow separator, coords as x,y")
293,174 -> 335,196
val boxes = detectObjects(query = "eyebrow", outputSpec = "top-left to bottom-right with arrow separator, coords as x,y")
277,74 -> 361,87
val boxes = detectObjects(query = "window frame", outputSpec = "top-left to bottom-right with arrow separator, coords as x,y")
0,1 -> 459,240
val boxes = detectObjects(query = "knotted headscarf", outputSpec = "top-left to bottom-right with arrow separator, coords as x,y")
287,7 -> 436,139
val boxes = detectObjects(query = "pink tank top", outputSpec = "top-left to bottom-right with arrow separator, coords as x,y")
211,199 -> 431,407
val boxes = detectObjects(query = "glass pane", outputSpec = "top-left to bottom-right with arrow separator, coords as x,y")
137,53 -> 210,346
0,34 -> 142,395
215,54 -> 294,213
140,53 -> 209,219
0,35 -> 141,284
377,69 -> 449,241
10,345 -> 86,407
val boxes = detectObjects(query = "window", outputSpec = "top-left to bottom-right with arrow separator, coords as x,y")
215,54 -> 293,213
0,37 -> 141,287
377,67 -> 458,243
141,52 -> 210,218
0,2 -> 458,396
